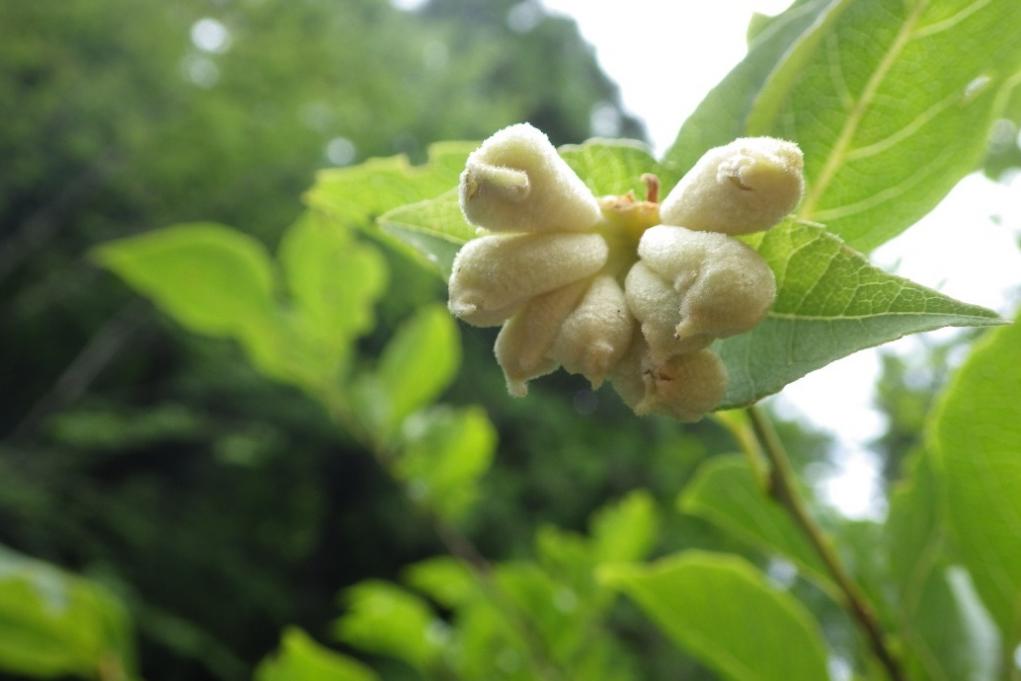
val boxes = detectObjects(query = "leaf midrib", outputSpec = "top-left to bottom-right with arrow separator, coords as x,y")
798,0 -> 929,219
767,310 -> 1001,323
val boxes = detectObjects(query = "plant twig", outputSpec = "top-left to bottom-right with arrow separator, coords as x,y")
745,404 -> 904,681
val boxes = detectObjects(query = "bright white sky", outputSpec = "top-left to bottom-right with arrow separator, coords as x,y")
537,0 -> 1021,518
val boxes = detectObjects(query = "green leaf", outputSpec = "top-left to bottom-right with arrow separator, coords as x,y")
746,0 -> 1021,251
900,565 -> 1000,681
559,139 -> 663,196
279,211 -> 387,361
256,627 -> 377,681
396,406 -> 496,521
663,0 -> 834,181
885,452 -> 1001,681
377,189 -> 473,279
306,142 -> 474,227
0,545 -> 135,679
97,220 -> 391,396
333,582 -> 444,673
930,317 -> 1021,647
716,222 -> 1002,407
492,562 -> 586,662
402,557 -> 477,609
600,551 -> 830,681
305,142 -> 475,271
94,223 -> 276,337
589,490 -> 658,564
679,455 -> 832,591
356,305 -> 461,437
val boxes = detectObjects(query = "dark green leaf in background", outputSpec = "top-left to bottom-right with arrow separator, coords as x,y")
0,545 -> 135,680
885,452 -> 1000,681
256,627 -> 377,681
279,212 -> 388,372
353,305 -> 461,439
396,406 -> 496,521
679,455 -> 833,591
931,316 -> 1021,653
333,582 -> 445,673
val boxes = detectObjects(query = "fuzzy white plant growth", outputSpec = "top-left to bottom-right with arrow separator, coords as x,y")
459,123 -> 602,233
447,232 -> 608,326
633,225 -> 777,343
446,123 -> 804,421
659,137 -> 804,235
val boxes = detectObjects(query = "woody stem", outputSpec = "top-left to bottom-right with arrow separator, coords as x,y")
745,404 -> 904,681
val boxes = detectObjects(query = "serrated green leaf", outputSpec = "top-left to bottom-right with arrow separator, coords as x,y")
94,223 -> 276,337
0,545 -> 135,679
305,142 -> 475,271
930,316 -> 1021,648
716,222 -> 1002,407
334,582 -> 444,673
746,0 -> 1021,251
663,0 -> 834,182
306,142 -> 474,226
356,305 -> 461,437
396,406 -> 496,521
679,455 -> 833,591
600,551 -> 830,681
256,627 -> 377,681
559,139 -> 663,196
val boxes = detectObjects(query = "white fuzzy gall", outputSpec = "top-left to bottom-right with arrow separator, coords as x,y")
448,232 -> 608,327
635,225 -> 776,342
659,137 -> 803,235
459,123 -> 602,234
552,275 -> 635,388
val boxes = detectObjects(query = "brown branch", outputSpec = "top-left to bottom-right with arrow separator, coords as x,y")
746,404 -> 904,681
